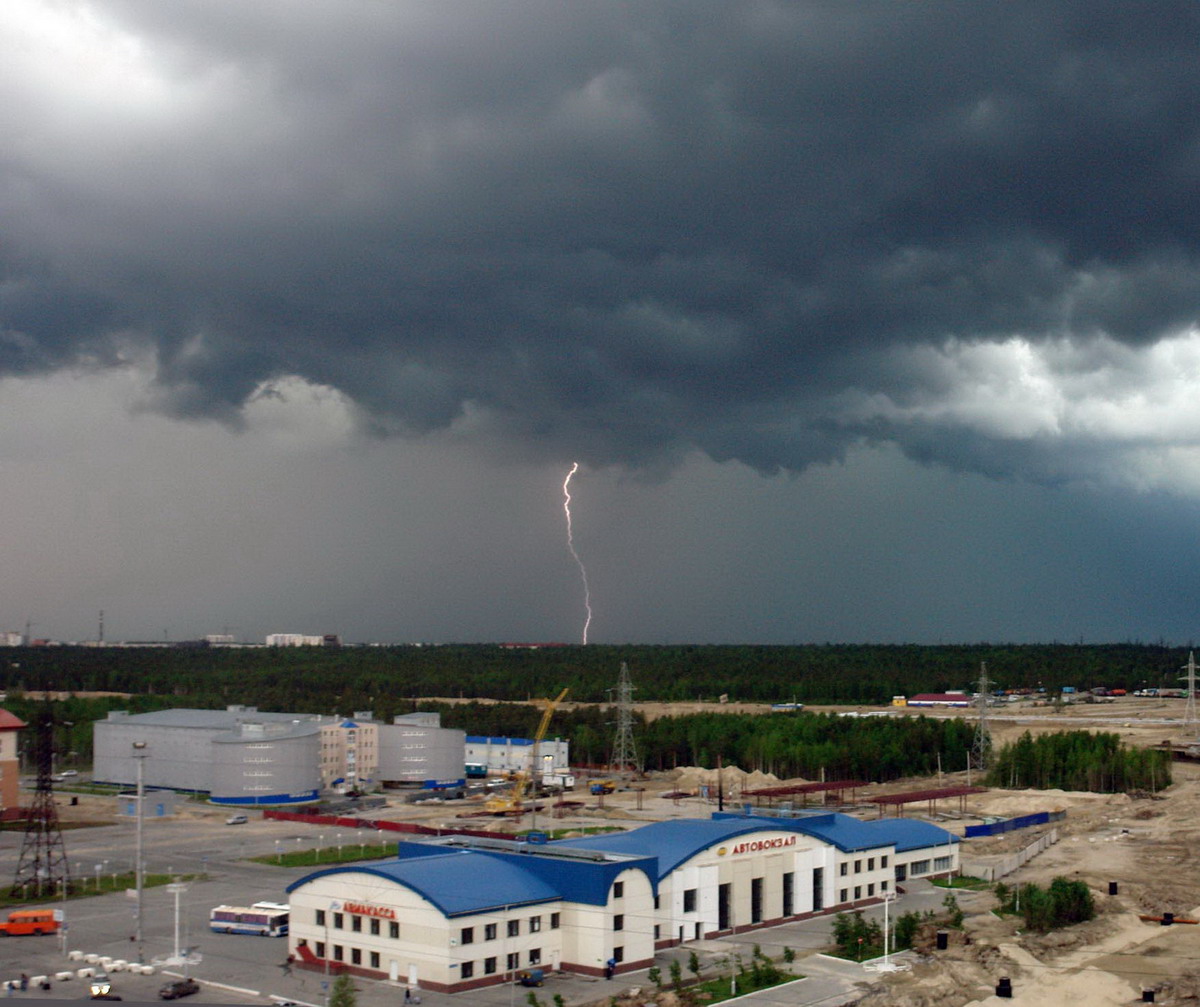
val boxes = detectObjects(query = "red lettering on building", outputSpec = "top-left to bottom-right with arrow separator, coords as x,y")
343,902 -> 397,919
729,835 -> 797,855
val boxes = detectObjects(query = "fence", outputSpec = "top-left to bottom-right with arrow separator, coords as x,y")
963,809 -> 1065,838
261,809 -> 509,842
960,828 -> 1060,882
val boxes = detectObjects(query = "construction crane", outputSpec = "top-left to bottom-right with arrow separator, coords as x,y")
485,688 -> 569,815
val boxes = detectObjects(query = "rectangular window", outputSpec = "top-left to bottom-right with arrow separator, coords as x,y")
839,889 -> 848,903
683,888 -> 697,913
881,855 -> 889,868
333,912 -> 344,929
854,860 -> 862,873
351,948 -> 361,965
389,921 -> 399,939
484,922 -> 497,941
315,909 -> 326,927
507,919 -> 520,937
550,913 -> 560,930
529,948 -> 541,965
613,946 -> 624,963
484,957 -> 497,974
351,916 -> 362,933
868,883 -> 875,897
911,859 -> 930,875
369,918 -> 380,936
868,857 -> 875,871
530,916 -> 541,933
460,961 -> 474,980
881,880 -> 889,893
750,877 -> 763,924
653,895 -> 660,910
934,856 -> 952,872
854,886 -> 862,900
461,926 -> 474,945
315,941 -> 326,958
839,863 -> 848,876
333,945 -> 344,962
613,881 -> 624,898
654,925 -> 661,940
369,951 -> 379,969
613,914 -> 624,931
782,871 -> 794,917
507,952 -> 519,971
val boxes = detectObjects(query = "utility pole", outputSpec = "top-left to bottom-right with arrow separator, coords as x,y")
1181,652 -> 1198,736
971,663 -> 993,774
11,703 -> 70,898
609,663 -> 639,779
133,741 -> 147,962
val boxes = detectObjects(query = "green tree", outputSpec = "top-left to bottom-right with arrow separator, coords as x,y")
329,974 -> 356,1007
687,950 -> 701,979
669,959 -> 683,990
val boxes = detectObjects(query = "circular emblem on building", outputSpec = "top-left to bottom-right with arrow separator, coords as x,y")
717,846 -> 727,856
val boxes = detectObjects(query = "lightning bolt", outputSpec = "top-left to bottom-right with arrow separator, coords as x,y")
563,462 -> 593,645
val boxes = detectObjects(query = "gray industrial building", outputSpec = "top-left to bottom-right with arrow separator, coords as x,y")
94,705 -> 471,805
94,706 -> 330,806
378,712 -> 467,788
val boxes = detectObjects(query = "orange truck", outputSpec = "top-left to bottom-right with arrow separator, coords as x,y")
0,909 -> 60,936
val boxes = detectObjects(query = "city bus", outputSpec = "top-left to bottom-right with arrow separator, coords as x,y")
209,901 -> 289,937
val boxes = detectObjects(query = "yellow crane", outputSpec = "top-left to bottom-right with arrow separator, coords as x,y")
485,688 -> 569,815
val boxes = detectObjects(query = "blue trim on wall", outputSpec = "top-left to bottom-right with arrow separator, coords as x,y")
211,790 -> 319,806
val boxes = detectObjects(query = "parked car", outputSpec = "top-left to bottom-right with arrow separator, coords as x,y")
158,978 -> 200,1000
225,814 -> 248,825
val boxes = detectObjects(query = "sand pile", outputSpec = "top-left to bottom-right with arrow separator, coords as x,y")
670,765 -> 784,793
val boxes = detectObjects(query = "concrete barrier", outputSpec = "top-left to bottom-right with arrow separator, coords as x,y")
109,961 -> 127,972
67,951 -> 83,961
76,968 -> 94,979
54,972 -> 73,982
84,954 -> 99,964
960,828 -> 1060,882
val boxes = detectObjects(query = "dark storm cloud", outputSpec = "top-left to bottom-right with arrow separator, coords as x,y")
4,0 -> 1200,476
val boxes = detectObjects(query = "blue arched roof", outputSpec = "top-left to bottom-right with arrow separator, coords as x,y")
286,851 -> 561,917
564,813 -> 958,879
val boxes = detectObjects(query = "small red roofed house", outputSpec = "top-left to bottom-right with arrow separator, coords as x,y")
0,709 -> 26,819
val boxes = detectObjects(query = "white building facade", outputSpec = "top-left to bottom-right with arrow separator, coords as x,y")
285,811 -> 959,993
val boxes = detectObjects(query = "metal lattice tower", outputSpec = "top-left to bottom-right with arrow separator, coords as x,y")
11,706 -> 71,898
1182,651 -> 1198,736
609,662 -> 640,778
971,662 -> 993,774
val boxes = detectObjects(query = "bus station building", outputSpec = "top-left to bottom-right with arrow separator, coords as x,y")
285,811 -> 958,993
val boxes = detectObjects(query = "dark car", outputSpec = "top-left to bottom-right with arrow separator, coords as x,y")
158,979 -> 200,1000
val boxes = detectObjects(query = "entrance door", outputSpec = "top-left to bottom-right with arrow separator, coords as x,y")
389,961 -> 399,982
718,883 -> 731,931
895,863 -> 907,882
812,867 -> 824,912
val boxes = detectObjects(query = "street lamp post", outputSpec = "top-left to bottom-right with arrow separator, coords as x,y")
132,741 -> 148,963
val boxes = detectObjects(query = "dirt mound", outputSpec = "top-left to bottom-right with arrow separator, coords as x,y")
671,765 -> 784,793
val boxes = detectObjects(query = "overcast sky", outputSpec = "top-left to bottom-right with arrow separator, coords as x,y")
3,1 -> 1200,646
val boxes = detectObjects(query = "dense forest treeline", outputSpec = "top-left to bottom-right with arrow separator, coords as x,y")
0,642 -> 1193,711
986,730 -> 1172,792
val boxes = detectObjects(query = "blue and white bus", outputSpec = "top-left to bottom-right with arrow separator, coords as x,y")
210,901 -> 289,937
